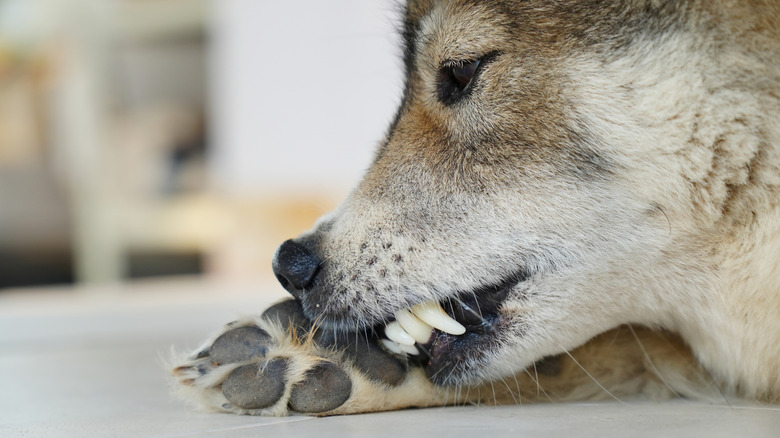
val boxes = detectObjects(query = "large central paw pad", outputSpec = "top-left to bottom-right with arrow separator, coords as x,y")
172,299 -> 432,416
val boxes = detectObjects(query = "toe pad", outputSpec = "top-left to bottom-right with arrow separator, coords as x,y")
289,361 -> 352,413
210,326 -> 272,365
222,358 -> 288,409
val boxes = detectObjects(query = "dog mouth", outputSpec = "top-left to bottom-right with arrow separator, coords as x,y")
378,271 -> 529,383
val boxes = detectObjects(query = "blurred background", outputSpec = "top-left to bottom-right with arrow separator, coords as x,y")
0,0 -> 403,290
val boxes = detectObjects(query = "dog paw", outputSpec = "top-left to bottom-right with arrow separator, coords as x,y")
172,299 -> 451,416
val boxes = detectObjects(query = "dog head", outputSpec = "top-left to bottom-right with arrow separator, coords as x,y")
272,0 -> 770,385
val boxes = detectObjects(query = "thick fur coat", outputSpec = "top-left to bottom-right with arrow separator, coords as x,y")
174,0 -> 780,415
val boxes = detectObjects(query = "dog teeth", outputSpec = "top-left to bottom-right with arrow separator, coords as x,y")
410,301 -> 466,336
381,339 -> 419,356
395,309 -> 433,344
384,321 -> 416,346
381,301 -> 465,356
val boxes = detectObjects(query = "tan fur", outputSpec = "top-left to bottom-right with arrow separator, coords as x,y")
174,0 -> 780,415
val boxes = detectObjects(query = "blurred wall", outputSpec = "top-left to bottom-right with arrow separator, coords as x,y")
209,0 -> 404,197
0,0 -> 406,288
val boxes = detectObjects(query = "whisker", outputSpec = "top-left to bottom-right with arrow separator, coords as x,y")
497,376 -> 519,405
523,368 -> 555,402
355,327 -> 362,354
510,372 -> 525,406
363,326 -> 373,351
415,343 -> 433,360
452,295 -> 490,327
471,289 -> 483,319
559,345 -> 631,406
627,325 -> 684,400
463,385 -> 472,407
700,359 -> 734,410
654,328 -> 732,406
533,361 -> 540,397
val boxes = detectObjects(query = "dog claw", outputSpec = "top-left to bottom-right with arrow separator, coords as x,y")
172,365 -> 191,376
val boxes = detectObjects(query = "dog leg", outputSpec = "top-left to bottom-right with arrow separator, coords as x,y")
172,301 -> 718,416
171,299 -> 478,416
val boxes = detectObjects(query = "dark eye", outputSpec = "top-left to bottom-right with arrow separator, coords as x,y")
438,59 -> 480,105
450,59 -> 480,89
436,52 -> 498,106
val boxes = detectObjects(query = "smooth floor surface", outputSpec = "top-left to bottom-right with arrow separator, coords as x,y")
1,278 -> 778,438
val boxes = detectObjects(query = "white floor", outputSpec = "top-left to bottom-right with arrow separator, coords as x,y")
1,278 -> 778,438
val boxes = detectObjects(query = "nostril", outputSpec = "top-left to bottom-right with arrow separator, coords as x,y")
272,239 -> 321,292
275,274 -> 290,290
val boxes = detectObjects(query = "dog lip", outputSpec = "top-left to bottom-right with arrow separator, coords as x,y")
418,313 -> 503,383
406,269 -> 530,382
444,269 -> 530,327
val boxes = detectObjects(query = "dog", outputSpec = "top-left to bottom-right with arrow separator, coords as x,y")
173,0 -> 780,415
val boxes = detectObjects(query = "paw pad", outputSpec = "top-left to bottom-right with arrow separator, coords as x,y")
210,326 -> 271,364
340,338 -> 406,386
222,358 -> 288,409
173,299 -> 427,416
261,299 -> 311,332
289,361 -> 352,413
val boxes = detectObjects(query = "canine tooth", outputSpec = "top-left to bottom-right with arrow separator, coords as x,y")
380,339 -> 405,355
395,309 -> 433,344
411,301 -> 466,335
381,339 -> 418,356
399,342 -> 419,355
385,321 -> 416,346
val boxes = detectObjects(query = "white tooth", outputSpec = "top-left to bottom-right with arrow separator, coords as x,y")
398,342 -> 419,355
411,301 -> 466,335
381,339 -> 418,356
395,309 -> 433,344
381,339 -> 405,355
385,321 -> 416,346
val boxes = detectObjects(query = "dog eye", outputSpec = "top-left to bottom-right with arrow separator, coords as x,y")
438,59 -> 480,105
437,52 -> 498,106
450,60 -> 480,89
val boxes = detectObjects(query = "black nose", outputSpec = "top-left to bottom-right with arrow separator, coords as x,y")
272,239 -> 321,295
